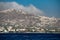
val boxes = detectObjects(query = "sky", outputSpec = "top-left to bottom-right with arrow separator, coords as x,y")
0,0 -> 60,18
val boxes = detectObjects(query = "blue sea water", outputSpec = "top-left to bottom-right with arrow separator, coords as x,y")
0,33 -> 60,40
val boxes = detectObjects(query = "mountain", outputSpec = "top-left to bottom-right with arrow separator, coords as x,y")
0,9 -> 60,33
0,2 -> 43,16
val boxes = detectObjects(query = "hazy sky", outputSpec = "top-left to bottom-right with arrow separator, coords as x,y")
0,0 -> 60,18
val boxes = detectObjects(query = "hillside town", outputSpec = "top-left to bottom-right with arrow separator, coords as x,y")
0,9 -> 60,33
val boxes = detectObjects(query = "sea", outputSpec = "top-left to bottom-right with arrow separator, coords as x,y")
0,33 -> 60,40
